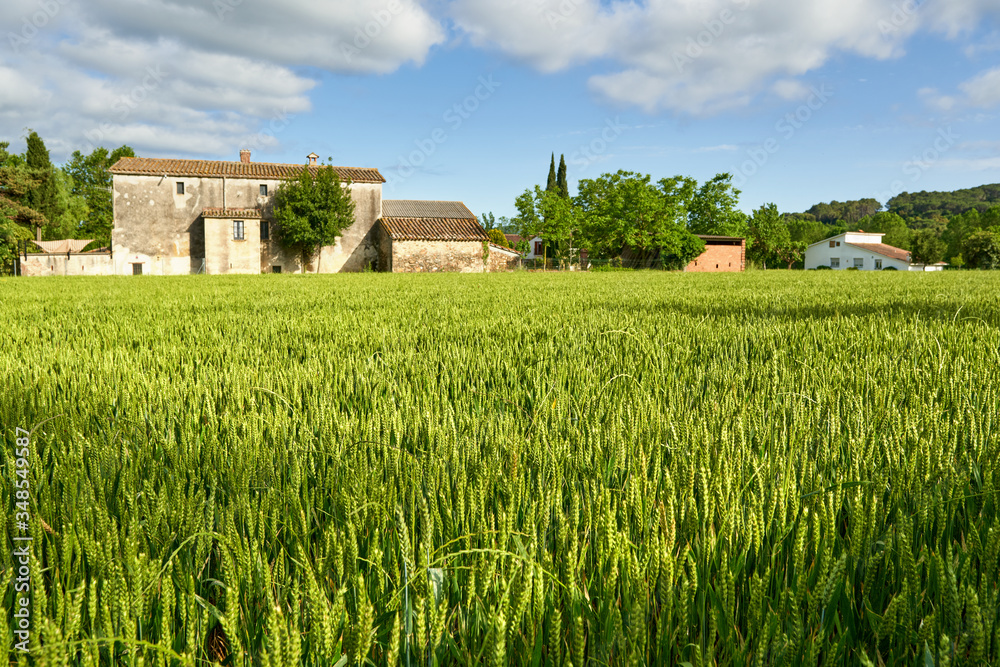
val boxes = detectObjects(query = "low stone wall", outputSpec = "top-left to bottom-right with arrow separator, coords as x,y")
20,253 -> 115,277
391,240 -> 486,273
487,245 -> 520,272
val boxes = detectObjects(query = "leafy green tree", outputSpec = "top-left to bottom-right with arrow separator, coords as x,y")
910,229 -> 946,266
0,142 -> 42,270
688,173 -> 749,240
479,212 -> 496,230
575,171 -> 703,267
747,203 -> 791,269
272,162 -> 356,272
64,145 -> 135,248
487,228 -> 509,248
47,170 -> 90,242
556,155 -> 569,199
513,186 -> 578,263
786,216 -> 836,246
23,131 -> 62,239
858,211 -> 910,249
962,230 -> 1000,270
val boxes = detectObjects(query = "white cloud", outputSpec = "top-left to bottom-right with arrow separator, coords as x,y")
920,66 -> 1000,113
0,0 -> 445,159
960,66 -> 1000,108
450,0 -> 997,115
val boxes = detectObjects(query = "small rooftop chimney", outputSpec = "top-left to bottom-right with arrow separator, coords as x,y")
307,152 -> 319,166
240,149 -> 251,163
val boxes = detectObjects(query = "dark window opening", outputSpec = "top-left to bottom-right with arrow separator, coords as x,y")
176,182 -> 185,195
132,263 -> 143,275
272,266 -> 282,274
233,220 -> 245,241
260,220 -> 270,241
260,184 -> 268,196
534,240 -> 543,255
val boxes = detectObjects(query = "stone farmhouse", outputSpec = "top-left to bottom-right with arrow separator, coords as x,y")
20,150 -> 515,276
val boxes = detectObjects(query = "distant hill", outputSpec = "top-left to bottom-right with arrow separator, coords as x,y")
887,183 -> 1000,220
788,183 -> 1000,228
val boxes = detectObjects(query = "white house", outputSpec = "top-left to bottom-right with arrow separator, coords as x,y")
805,232 -> 946,272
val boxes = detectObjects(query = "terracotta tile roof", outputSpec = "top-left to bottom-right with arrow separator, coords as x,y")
382,200 -> 477,219
847,242 -> 910,262
380,217 -> 489,242
505,234 -> 522,245
109,157 -> 385,184
490,243 -> 521,256
202,208 -> 263,219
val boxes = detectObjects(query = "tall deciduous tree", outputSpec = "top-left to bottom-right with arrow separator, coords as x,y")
688,173 -> 749,241
575,170 -> 703,268
962,230 -> 1000,270
910,229 -> 946,265
65,145 -> 135,248
747,203 -> 791,269
513,185 -> 578,263
272,161 -> 356,272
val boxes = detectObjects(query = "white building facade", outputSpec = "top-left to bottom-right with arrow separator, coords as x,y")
805,232 -> 945,272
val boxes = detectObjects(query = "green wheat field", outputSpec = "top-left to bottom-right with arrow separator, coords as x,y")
1,272 -> 998,666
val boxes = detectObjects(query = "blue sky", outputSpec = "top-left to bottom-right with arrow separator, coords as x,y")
1,0 -> 998,218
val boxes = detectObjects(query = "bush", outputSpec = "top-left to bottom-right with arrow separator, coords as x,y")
846,267 -> 859,271
882,266 -> 898,271
815,265 -> 832,270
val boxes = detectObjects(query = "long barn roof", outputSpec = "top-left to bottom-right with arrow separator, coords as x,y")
109,157 -> 385,184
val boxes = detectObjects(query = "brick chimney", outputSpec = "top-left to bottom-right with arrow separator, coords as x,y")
240,149 -> 251,163
307,153 -> 319,166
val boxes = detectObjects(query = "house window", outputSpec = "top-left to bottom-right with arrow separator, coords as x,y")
830,258 -> 840,269
260,184 -> 268,196
829,241 -> 836,248
260,220 -> 270,241
534,240 -> 543,255
132,263 -> 143,275
272,266 -> 281,274
176,182 -> 185,195
854,258 -> 864,269
233,220 -> 245,241
875,259 -> 883,270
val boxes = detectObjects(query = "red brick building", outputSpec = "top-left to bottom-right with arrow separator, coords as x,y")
686,235 -> 745,273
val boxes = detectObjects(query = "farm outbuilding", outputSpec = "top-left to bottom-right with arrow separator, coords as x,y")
376,200 -> 514,273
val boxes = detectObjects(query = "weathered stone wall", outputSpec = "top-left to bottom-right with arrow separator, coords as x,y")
205,218 -> 261,275
19,254 -> 115,277
486,245 -> 520,272
391,240 -> 486,273
686,242 -> 745,272
112,174 -> 382,275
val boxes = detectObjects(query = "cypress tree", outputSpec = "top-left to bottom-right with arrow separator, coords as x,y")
24,131 -> 60,240
546,153 -> 557,193
557,154 -> 569,199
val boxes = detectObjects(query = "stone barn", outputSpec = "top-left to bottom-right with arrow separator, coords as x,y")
377,200 -> 507,273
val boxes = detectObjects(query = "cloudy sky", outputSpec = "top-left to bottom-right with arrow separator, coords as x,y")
2,0 -> 999,216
